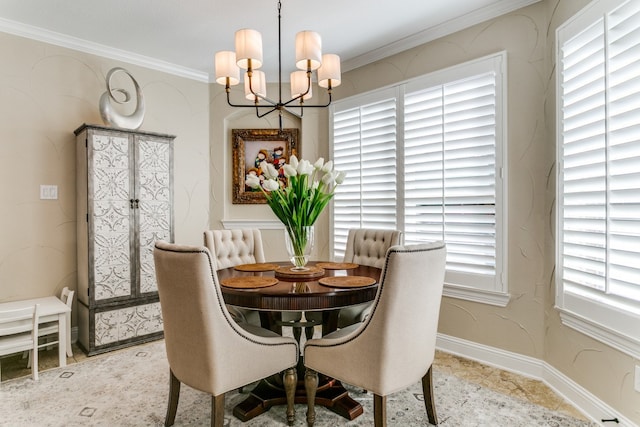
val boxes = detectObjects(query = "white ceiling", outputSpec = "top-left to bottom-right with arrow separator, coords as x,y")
0,0 -> 537,82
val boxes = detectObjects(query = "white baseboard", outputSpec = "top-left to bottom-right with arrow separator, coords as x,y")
436,333 -> 636,427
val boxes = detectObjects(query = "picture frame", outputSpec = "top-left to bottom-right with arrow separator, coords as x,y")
232,128 -> 299,204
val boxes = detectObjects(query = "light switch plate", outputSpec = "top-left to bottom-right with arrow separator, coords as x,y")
40,185 -> 58,200
635,365 -> 640,393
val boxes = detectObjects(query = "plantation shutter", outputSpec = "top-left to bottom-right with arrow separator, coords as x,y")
332,97 -> 397,259
559,0 -> 640,303
404,72 -> 497,289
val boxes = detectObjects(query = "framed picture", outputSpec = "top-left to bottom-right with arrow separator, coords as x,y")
232,128 -> 299,204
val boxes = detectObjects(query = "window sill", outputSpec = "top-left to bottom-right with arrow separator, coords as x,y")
443,284 -> 510,307
558,308 -> 640,359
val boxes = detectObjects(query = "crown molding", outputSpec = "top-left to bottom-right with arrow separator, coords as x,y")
0,17 -> 209,83
342,0 -> 541,73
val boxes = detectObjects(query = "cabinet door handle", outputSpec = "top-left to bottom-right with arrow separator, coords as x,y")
135,199 -> 140,209
129,199 -> 135,209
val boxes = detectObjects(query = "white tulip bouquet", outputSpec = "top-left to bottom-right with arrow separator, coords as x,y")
246,155 -> 345,268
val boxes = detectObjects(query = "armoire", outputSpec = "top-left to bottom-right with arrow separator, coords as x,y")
74,124 -> 174,355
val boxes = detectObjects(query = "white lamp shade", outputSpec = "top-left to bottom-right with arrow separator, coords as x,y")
245,70 -> 267,100
235,29 -> 263,70
318,53 -> 341,88
215,51 -> 240,86
295,31 -> 322,70
290,71 -> 312,100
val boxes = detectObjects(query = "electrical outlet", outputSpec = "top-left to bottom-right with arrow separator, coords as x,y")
635,365 -> 640,393
40,185 -> 58,200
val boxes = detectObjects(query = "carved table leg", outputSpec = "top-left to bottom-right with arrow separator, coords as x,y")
305,368 -> 318,426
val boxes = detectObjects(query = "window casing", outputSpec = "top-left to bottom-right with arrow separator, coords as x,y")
556,0 -> 640,357
331,53 -> 508,305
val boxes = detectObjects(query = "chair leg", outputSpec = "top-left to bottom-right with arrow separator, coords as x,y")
422,366 -> 438,425
373,394 -> 387,427
283,367 -> 297,426
165,369 -> 181,427
32,348 -> 38,381
304,368 -> 318,426
211,394 -> 225,427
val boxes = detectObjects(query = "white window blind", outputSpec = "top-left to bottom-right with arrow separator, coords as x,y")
557,0 -> 640,356
331,53 -> 506,298
332,96 -> 397,259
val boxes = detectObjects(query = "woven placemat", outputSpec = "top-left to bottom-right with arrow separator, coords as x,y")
316,262 -> 359,270
274,265 -> 325,280
318,276 -> 376,288
220,276 -> 279,289
233,263 -> 279,272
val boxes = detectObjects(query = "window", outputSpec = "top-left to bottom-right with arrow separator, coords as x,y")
556,0 -> 640,357
331,53 -> 508,305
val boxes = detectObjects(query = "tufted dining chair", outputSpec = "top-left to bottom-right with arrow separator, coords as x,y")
153,241 -> 299,427
204,228 -> 265,326
303,242 -> 446,427
337,228 -> 402,328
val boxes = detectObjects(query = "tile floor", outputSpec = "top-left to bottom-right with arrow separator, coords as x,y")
0,342 -> 589,423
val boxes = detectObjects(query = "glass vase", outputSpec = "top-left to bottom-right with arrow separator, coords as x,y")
284,225 -> 314,270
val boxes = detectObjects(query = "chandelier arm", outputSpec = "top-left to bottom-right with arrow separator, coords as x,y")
279,106 -> 303,119
283,91 -> 333,108
225,90 -> 274,108
256,106 -> 279,118
225,85 -> 283,108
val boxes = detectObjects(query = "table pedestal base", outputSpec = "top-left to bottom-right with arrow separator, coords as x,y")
233,367 -> 363,422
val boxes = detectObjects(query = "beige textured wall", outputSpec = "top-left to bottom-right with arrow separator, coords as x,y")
543,0 -> 640,423
0,33 -> 210,315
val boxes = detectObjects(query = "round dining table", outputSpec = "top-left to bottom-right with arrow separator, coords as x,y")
217,261 -> 382,422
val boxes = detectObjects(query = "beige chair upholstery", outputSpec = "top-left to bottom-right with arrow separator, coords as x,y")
203,228 -> 266,269
337,229 -> 403,328
303,242 -> 446,426
0,304 -> 40,381
203,228 -> 265,325
153,241 -> 298,427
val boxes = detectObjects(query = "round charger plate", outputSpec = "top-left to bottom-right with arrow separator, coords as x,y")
316,262 -> 359,270
275,265 -> 325,279
220,276 -> 279,289
234,263 -> 279,272
318,276 -> 376,288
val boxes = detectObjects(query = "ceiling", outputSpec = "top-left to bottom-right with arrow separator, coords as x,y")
0,0 -> 537,82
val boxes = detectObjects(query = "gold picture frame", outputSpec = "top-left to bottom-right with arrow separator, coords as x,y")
232,128 -> 299,204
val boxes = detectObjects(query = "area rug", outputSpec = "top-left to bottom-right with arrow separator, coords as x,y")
0,340 -> 597,426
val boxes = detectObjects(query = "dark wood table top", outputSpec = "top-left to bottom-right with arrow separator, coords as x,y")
217,261 -> 381,312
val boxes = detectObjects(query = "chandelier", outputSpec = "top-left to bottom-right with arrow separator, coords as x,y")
214,0 -> 341,130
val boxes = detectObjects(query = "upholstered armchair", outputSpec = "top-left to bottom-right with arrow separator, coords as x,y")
337,228 -> 402,328
153,241 -> 298,427
203,228 -> 265,326
303,242 -> 446,426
